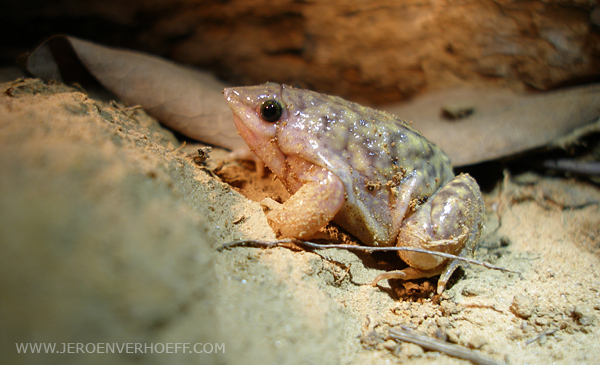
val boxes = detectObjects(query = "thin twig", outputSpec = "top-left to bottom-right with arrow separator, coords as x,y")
389,328 -> 505,365
218,239 -> 520,274
543,159 -> 600,176
525,328 -> 559,345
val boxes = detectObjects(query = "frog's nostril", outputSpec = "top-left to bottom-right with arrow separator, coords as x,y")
223,87 -> 242,103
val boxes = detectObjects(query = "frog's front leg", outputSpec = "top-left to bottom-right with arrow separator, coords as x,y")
263,168 -> 345,239
372,173 -> 484,294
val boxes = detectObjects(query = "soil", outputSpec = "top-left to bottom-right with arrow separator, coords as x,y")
1,78 -> 600,364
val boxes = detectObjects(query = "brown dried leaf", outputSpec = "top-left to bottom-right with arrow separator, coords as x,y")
20,35 -> 600,166
20,35 -> 245,151
384,86 -> 600,166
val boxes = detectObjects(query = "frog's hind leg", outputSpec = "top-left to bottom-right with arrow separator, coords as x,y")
372,173 -> 484,294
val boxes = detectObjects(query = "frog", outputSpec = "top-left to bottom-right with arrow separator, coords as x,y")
223,83 -> 485,294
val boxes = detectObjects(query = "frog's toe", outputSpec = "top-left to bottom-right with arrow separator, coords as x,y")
370,266 -> 444,287
436,258 -> 462,294
371,270 -> 408,287
260,197 -> 282,211
371,261 -> 462,294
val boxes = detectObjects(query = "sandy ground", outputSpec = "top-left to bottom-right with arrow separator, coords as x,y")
1,78 -> 599,365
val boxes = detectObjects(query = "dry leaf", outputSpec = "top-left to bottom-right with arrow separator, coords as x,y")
384,86 -> 600,166
20,35 -> 600,166
20,35 -> 245,151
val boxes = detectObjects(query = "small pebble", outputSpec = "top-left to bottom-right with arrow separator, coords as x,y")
446,329 -> 460,344
461,282 -> 488,296
511,294 -> 535,319
440,301 -> 460,315
399,342 -> 424,358
380,339 -> 397,352
466,334 -> 487,349
573,304 -> 595,326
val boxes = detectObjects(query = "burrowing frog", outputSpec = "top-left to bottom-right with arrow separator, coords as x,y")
224,83 -> 484,293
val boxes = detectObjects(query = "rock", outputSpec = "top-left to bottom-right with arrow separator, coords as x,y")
446,329 -> 461,344
511,294 -> 535,319
573,304 -> 595,326
399,342 -> 424,358
466,334 -> 488,349
440,300 -> 460,316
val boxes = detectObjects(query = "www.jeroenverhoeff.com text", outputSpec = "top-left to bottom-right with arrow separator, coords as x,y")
15,342 -> 225,354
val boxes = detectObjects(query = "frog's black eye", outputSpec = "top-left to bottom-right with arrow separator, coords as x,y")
260,99 -> 283,123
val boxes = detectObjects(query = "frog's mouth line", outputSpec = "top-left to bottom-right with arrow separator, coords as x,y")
224,87 -> 288,177
232,114 -> 261,151
224,88 -> 262,151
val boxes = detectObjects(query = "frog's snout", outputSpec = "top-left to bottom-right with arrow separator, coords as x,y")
222,87 -> 237,104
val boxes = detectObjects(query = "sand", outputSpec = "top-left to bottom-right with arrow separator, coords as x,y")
1,78 -> 599,364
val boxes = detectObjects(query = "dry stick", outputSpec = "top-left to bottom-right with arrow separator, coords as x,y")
218,239 -> 520,274
389,328 -> 506,365
525,328 -> 559,345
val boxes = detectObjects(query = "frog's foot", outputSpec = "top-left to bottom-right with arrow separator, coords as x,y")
261,197 -> 331,240
371,266 -> 444,288
263,169 -> 345,239
260,197 -> 281,211
436,257 -> 463,294
371,257 -> 462,294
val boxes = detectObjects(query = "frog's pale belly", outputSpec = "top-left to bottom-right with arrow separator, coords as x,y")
224,83 -> 484,293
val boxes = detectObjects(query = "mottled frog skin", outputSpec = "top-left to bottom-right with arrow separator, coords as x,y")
224,83 -> 484,293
